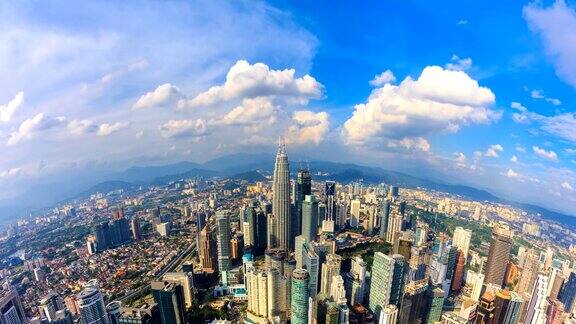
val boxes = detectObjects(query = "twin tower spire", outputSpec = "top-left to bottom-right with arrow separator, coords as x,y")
271,137 -> 291,251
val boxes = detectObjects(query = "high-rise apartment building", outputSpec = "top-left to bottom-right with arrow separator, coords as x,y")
77,280 -> 108,324
453,226 -> 471,259
517,250 -> 540,295
216,212 -> 231,284
198,226 -> 217,273
349,200 -> 361,228
484,225 -> 513,287
320,254 -> 342,296
272,141 -> 291,251
130,217 -> 141,241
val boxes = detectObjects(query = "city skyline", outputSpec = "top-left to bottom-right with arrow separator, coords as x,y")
0,0 -> 575,219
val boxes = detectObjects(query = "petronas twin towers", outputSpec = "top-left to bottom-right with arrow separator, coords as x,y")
272,139 -> 291,251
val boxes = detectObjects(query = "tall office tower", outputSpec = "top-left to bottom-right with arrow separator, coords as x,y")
324,181 -> 337,229
399,280 -> 430,323
559,272 -> 576,314
484,225 -> 513,287
272,141 -> 291,251
130,217 -> 141,241
230,235 -> 242,260
151,281 -> 185,324
244,202 -> 257,247
320,254 -> 342,296
492,289 -> 512,324
451,250 -> 466,292
392,231 -> 412,260
93,222 -> 110,252
545,298 -> 564,324
301,195 -> 319,242
349,200 -> 361,228
379,304 -> 398,324
291,269 -> 310,324
379,199 -> 391,240
336,202 -> 347,230
106,301 -> 121,324
294,235 -> 307,269
388,186 -> 399,199
524,274 -> 549,324
294,170 -> 312,240
345,256 -> 367,306
503,291 -> 524,324
162,272 -> 194,308
198,226 -> 217,273
426,287 -> 445,323
547,268 -> 565,300
386,214 -> 403,244
543,247 -> 554,271
254,210 -> 267,255
453,227 -> 472,259
302,243 -> 320,298
330,275 -> 347,305
77,281 -> 108,324
39,291 -> 65,322
369,253 -> 407,319
216,212 -> 231,284
0,289 -> 26,324
110,216 -> 131,246
517,250 -> 540,295
267,268 -> 288,320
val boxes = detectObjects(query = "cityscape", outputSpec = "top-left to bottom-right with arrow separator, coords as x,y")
1,0 -> 576,324
0,142 -> 574,323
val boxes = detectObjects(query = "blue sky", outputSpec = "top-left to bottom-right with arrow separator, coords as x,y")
0,0 -> 575,215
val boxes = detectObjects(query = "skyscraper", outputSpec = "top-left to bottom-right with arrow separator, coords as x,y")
324,181 -> 337,230
162,272 -> 195,308
151,281 -> 185,324
379,199 -> 391,240
291,269 -> 310,324
484,225 -> 513,287
294,170 -> 312,243
451,250 -> 466,292
349,199 -> 361,228
130,217 -> 141,241
272,141 -> 291,251
199,226 -> 217,273
524,274 -> 549,324
559,272 -> 576,314
216,212 -> 231,284
517,250 -> 540,295
453,226 -> 472,259
320,254 -> 342,296
369,253 -> 407,320
77,280 -> 108,324
426,287 -> 445,323
0,289 -> 26,324
301,195 -> 319,242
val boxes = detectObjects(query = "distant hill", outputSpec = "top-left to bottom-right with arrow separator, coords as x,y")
229,170 -> 268,182
117,161 -> 204,183
72,181 -> 138,200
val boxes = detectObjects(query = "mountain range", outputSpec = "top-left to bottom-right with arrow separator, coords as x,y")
1,153 -> 575,229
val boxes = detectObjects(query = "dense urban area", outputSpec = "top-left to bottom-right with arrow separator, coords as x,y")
0,144 -> 575,324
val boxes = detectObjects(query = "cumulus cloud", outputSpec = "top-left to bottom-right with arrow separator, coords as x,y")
370,70 -> 396,86
343,66 -> 498,149
445,55 -> 473,71
457,20 -> 469,25
180,60 -> 323,109
562,181 -> 574,191
0,91 -> 24,122
533,145 -> 558,161
68,119 -> 98,135
524,1 -> 576,88
387,137 -> 431,152
485,144 -> 504,158
285,111 -> 329,145
7,113 -> 66,145
454,152 -> 467,167
511,155 -> 518,163
505,169 -> 519,178
221,97 -> 279,126
132,83 -> 185,110
159,119 -> 208,139
97,122 -> 129,137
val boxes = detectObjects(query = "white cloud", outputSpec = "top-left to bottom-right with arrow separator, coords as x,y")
343,65 -> 498,148
370,70 -> 396,86
97,122 -> 129,137
445,55 -> 473,71
221,97 -> 279,126
510,102 -> 576,143
0,167 -> 21,179
454,152 -> 467,167
180,60 -> 323,109
457,20 -> 469,25
159,119 -> 208,139
505,169 -> 519,178
0,91 -> 24,122
485,144 -> 504,158
285,111 -> 330,145
516,144 -> 527,152
530,89 -> 561,105
67,119 -> 98,135
524,1 -> 576,88
387,137 -> 431,152
132,83 -> 184,110
532,146 -> 558,161
511,155 -> 518,163
561,181 -> 574,191
7,113 -> 66,145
